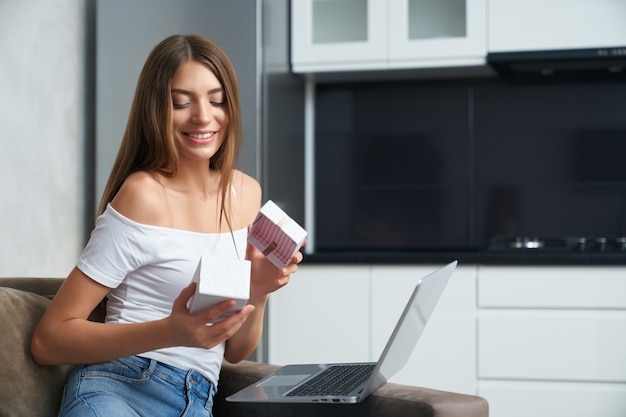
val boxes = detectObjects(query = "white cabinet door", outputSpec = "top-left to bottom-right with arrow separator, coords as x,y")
478,266 -> 626,309
479,380 -> 626,417
489,0 -> 626,52
267,265 -> 371,365
291,0 -> 487,73
388,0 -> 487,67
478,310 -> 626,382
478,267 -> 626,382
371,264 -> 478,394
291,0 -> 387,72
477,266 -> 626,417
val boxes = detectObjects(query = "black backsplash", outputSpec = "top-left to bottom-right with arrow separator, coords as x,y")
314,77 -> 626,253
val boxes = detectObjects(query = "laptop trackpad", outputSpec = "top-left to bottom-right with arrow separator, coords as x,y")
258,374 -> 310,387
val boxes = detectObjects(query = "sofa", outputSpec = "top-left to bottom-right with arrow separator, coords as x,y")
0,277 -> 489,417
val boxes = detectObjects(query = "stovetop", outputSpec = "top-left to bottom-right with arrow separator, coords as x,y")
489,236 -> 626,252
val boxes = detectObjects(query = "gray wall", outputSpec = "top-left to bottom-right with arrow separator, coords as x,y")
96,0 -> 261,203
0,0 -> 95,277
262,0 -> 306,224
0,0 -> 261,277
260,0 -> 306,362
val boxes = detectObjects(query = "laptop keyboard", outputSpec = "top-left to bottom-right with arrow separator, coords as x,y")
286,364 -> 376,397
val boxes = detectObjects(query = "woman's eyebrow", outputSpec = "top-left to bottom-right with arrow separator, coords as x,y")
171,88 -> 191,95
171,87 -> 223,95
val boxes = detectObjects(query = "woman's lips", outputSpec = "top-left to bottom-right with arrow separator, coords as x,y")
186,131 -> 215,144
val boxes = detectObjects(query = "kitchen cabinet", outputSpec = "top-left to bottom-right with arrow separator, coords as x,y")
290,0 -> 386,71
477,266 -> 626,417
488,0 -> 626,52
388,0 -> 486,66
291,0 -> 487,74
268,263 -> 626,416
267,265 -> 372,364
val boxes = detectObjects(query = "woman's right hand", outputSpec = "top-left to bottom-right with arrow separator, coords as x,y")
167,282 -> 256,350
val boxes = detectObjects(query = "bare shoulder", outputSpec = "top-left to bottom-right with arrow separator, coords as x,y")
110,171 -> 170,226
233,169 -> 261,199
231,170 -> 262,226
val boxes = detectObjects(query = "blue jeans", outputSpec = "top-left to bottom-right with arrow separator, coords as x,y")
58,356 -> 215,417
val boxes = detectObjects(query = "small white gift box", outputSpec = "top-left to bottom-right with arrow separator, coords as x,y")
248,200 -> 307,268
187,256 -> 251,322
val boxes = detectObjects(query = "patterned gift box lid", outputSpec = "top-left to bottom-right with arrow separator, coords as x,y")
248,200 -> 307,268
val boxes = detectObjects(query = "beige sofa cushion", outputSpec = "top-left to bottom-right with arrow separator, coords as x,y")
0,287 -> 72,417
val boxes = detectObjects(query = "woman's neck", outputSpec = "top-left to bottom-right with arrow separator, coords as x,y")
164,161 -> 222,198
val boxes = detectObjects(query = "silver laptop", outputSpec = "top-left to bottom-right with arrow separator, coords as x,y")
226,260 -> 457,404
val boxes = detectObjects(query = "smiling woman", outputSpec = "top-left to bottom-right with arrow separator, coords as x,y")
31,34 -> 304,417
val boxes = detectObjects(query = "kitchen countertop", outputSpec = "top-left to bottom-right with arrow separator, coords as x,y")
302,249 -> 626,266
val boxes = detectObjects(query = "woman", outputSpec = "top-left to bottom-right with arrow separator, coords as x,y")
31,34 -> 302,416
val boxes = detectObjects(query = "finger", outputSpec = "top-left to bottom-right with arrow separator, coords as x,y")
293,251 -> 304,264
198,299 -> 237,323
276,276 -> 290,287
205,305 -> 255,341
281,263 -> 299,276
232,304 -> 255,319
174,282 -> 196,312
204,305 -> 255,344
217,304 -> 255,327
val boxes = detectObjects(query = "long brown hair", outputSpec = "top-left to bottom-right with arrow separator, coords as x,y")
98,34 -> 242,230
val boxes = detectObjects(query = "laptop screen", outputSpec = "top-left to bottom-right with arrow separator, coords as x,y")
377,261 -> 456,382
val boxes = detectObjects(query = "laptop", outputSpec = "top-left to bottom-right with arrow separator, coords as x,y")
226,260 -> 457,404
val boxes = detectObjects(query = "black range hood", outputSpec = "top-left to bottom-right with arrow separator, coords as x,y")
487,46 -> 626,77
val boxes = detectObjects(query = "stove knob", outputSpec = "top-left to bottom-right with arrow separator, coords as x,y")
572,237 -> 587,251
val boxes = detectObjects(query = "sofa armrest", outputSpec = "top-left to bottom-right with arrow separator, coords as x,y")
0,277 -> 65,299
0,277 -> 106,323
214,361 -> 488,417
0,280 -> 73,417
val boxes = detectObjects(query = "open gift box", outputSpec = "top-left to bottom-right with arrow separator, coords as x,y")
248,200 -> 307,268
187,256 -> 251,321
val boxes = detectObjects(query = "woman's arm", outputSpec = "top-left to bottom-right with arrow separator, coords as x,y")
31,266 -> 165,365
31,266 -> 254,365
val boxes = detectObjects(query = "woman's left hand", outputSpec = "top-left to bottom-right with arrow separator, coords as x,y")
246,239 -> 304,301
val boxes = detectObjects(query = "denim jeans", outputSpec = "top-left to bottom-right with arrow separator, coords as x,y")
58,356 -> 215,417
